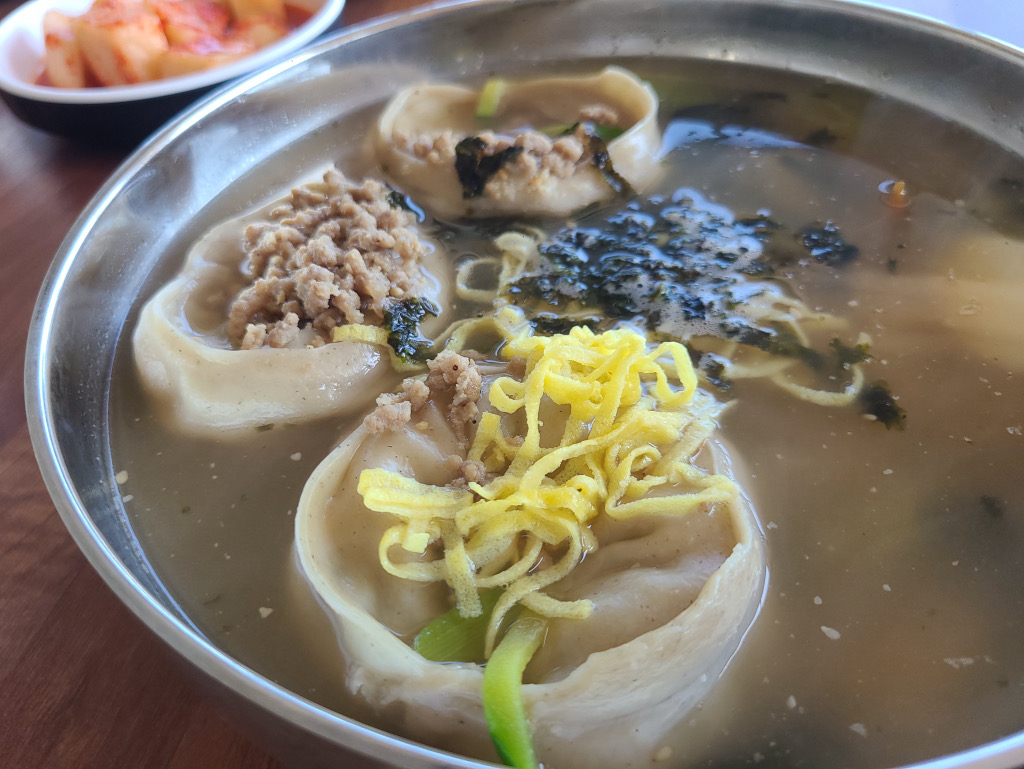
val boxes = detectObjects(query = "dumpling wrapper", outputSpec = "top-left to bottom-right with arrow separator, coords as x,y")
376,67 -> 662,219
132,173 -> 454,437
295,371 -> 766,769
934,232 -> 1024,373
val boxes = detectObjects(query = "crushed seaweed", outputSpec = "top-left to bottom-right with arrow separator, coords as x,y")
501,188 -> 893,408
576,124 -> 633,196
694,352 -> 733,392
384,298 -> 440,362
829,337 -> 872,367
505,188 -> 800,361
530,313 -> 601,336
857,381 -> 906,429
799,221 -> 860,265
455,137 -> 525,199
453,123 -> 633,201
386,186 -> 424,221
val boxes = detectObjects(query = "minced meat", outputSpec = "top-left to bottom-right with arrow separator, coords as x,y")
227,167 -> 430,349
363,379 -> 431,434
393,101 -> 622,193
397,127 -> 585,183
426,350 -> 482,448
445,457 -> 495,489
578,103 -> 620,126
362,351 -> 483,450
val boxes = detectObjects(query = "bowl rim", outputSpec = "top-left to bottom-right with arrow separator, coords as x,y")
0,0 -> 344,104
23,0 -> 1024,768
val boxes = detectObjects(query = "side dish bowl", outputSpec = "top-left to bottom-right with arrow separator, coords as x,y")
0,0 -> 343,144
24,1 -> 1024,768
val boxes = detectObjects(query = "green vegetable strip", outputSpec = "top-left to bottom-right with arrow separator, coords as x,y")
592,124 -> 624,142
477,78 -> 508,119
483,616 -> 547,769
540,123 -> 622,142
539,123 -> 573,137
413,590 -> 502,663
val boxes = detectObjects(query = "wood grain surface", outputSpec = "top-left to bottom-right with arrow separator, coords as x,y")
0,0 -> 430,766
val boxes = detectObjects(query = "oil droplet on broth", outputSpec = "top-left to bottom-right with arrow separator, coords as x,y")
879,179 -> 911,208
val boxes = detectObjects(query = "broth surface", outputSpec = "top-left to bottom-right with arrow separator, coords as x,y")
109,60 -> 1024,769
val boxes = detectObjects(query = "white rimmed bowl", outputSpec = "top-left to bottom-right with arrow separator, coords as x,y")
0,0 -> 344,144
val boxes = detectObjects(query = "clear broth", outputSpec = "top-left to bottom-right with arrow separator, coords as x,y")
109,60 -> 1024,769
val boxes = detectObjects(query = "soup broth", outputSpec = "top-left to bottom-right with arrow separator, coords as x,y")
109,59 -> 1024,769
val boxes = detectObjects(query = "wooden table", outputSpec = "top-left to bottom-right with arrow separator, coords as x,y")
0,1 -> 429,766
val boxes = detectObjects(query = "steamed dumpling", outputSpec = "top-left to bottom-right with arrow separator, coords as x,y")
376,67 -> 662,219
295,327 -> 766,769
133,167 -> 454,436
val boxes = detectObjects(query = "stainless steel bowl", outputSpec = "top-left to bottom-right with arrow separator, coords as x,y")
25,1 -> 1024,768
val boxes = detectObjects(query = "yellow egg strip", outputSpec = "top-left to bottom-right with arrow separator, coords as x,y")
331,323 -> 423,372
359,325 -> 731,658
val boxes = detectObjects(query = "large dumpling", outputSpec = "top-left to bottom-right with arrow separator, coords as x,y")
295,323 -> 766,769
375,67 -> 662,219
933,231 -> 1024,373
133,167 -> 454,436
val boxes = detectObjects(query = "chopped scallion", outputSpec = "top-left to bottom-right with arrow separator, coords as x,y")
483,615 -> 547,769
592,123 -> 624,142
413,589 -> 502,663
539,123 -> 573,137
477,78 -> 508,119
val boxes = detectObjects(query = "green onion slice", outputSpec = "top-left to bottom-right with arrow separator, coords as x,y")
413,589 -> 503,663
477,78 -> 508,119
483,615 -> 548,769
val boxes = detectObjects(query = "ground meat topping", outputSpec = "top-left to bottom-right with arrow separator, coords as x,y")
426,350 -> 482,449
363,400 -> 414,435
361,351 -> 484,449
578,103 -> 621,126
363,379 -> 431,434
398,128 -> 586,183
227,168 -> 431,350
445,457 -> 495,489
394,102 -> 619,192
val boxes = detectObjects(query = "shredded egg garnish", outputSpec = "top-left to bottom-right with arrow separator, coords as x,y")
357,326 -> 737,655
331,323 -> 423,372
